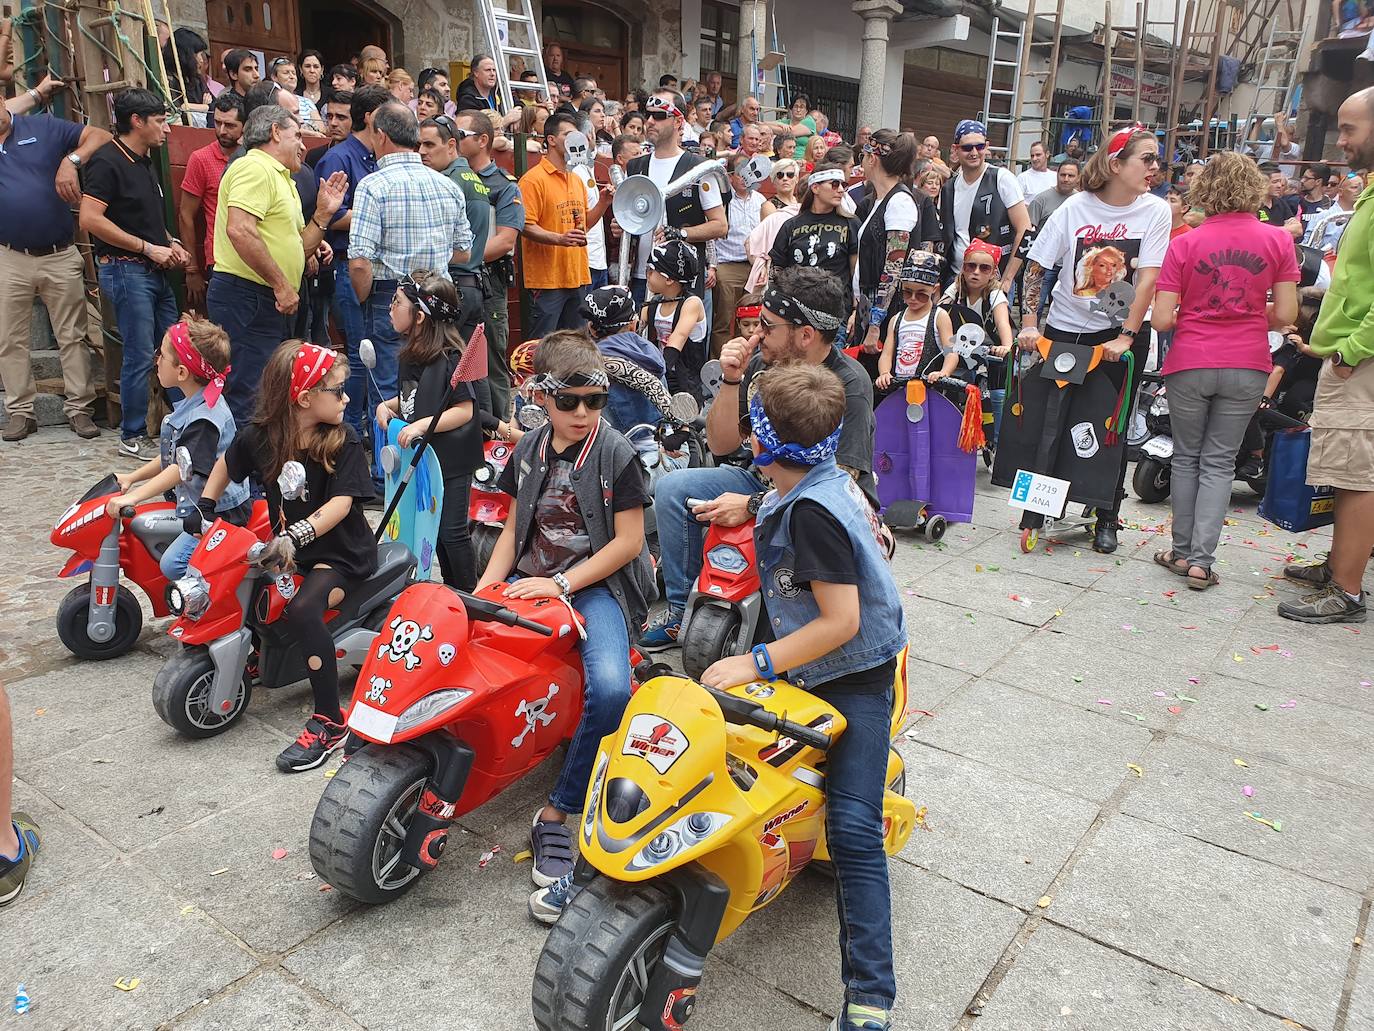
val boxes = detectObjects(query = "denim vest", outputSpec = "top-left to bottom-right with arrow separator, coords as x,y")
755,458 -> 907,689
509,420 -> 657,633
159,389 -> 251,519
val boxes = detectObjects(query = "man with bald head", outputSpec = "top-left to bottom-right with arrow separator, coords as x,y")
1279,87 -> 1374,624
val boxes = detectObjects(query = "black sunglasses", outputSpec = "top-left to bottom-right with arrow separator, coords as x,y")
960,142 -> 987,152
551,391 -> 609,412
315,384 -> 347,399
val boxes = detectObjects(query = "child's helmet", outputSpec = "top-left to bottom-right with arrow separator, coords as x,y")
900,250 -> 944,286
508,339 -> 539,385
647,239 -> 700,285
580,286 -> 637,333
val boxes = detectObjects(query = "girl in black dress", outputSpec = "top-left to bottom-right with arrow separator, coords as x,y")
201,341 -> 377,772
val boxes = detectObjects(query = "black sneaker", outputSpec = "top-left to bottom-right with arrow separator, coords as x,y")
1092,517 -> 1120,554
276,714 -> 347,772
1277,585 -> 1367,624
530,811 -> 575,887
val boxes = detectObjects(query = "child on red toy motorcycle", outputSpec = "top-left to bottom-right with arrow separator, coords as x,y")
106,317 -> 252,580
472,331 -> 655,913
199,342 -> 377,772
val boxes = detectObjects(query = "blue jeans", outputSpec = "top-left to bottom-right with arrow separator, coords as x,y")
97,260 -> 178,440
529,286 -> 589,338
824,685 -> 897,1009
630,276 -> 648,308
207,272 -> 290,431
363,280 -> 403,486
159,530 -> 200,581
653,463 -> 764,614
590,268 -> 610,289
333,270 -> 368,435
548,584 -> 631,813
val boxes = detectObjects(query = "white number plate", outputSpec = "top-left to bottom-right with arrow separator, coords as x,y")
1008,469 -> 1071,519
347,701 -> 397,743
1142,436 -> 1174,459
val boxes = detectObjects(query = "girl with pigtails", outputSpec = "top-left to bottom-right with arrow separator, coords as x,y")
199,341 -> 377,772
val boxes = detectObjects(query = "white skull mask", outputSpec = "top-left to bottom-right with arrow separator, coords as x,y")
564,130 -> 592,168
953,324 -> 986,360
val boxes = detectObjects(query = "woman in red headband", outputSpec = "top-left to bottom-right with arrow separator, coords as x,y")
1015,125 -> 1173,553
199,340 -> 379,772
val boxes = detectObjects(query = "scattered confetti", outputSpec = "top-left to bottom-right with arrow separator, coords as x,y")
910,709 -> 937,717
271,848 -> 288,861
1167,706 -> 1182,715
974,564 -> 984,572
1187,677 -> 1200,685
1060,1007 -> 1073,1017
904,589 -> 917,596
1232,654 -> 1244,663
1255,703 -> 1270,711
1278,700 -> 1297,709
987,565 -> 1000,572
113,978 -> 140,992
477,844 -> 503,869
1096,698 -> 1112,705
1036,895 -> 1052,909
1126,763 -> 1144,778
34,708 -> 46,717
1180,625 -> 1198,631
1072,675 -> 1083,683
1121,711 -> 1145,722
914,806 -> 930,831
1244,811 -> 1282,833
179,904 -> 196,916
1175,693 -> 1198,703
1153,690 -> 1168,697
1234,758 -> 1249,767
512,850 -> 533,864
318,883 -> 333,893
323,769 -> 337,779
209,868 -> 230,876
1242,786 -> 1254,798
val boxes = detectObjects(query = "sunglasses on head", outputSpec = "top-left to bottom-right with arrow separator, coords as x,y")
551,390 -> 610,412
959,142 -> 987,152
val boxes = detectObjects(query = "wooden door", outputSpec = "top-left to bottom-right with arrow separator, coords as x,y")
205,0 -> 300,73
560,46 -> 624,102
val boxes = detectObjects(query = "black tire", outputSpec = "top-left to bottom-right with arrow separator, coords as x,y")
309,744 -> 433,904
471,523 -> 502,576
55,582 -> 143,660
1132,457 -> 1172,504
532,876 -> 675,1031
682,604 -> 743,680
152,646 -> 252,738
925,515 -> 948,542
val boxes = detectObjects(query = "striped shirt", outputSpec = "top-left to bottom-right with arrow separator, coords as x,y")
349,151 -> 473,281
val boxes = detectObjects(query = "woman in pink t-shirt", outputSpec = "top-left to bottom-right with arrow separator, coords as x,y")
1152,153 -> 1299,589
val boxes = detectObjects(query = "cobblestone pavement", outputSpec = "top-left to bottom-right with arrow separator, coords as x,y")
3,426 -> 1371,1031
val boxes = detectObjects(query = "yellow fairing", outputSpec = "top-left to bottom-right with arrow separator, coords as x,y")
582,666 -> 916,943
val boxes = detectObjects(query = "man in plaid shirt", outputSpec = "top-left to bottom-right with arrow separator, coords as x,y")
349,101 -> 472,481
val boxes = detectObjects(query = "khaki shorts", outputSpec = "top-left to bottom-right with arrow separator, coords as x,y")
1307,357 -> 1374,491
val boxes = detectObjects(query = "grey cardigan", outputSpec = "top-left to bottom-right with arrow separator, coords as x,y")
508,420 -> 657,633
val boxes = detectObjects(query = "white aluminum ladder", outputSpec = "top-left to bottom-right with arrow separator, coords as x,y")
1239,9 -> 1305,146
982,14 -> 1026,162
475,0 -> 554,114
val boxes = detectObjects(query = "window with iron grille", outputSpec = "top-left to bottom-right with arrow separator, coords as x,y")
700,2 -> 738,78
784,69 -> 859,142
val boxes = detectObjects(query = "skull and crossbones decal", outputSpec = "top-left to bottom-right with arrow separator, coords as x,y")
377,616 -> 434,670
365,675 -> 392,705
1089,282 -> 1136,327
512,683 -> 560,748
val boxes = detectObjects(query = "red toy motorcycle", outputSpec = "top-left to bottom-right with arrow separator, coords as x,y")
309,580 -> 589,904
469,438 -> 515,572
49,474 -> 268,659
679,497 -> 765,680
152,519 -> 415,738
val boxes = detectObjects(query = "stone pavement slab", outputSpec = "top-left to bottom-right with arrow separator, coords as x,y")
1349,948 -> 1373,1030
898,656 -> 975,720
912,555 -> 1086,627
894,741 -> 1100,907
973,923 -> 1297,1031
909,680 -> 1153,803
1049,588 -> 1239,665
1086,551 -> 1260,620
1120,735 -> 1374,893
1,861 -> 256,1030
959,536 -> 1112,588
897,596 -> 1035,676
169,970 -> 364,1030
10,776 -> 120,897
1050,814 -> 1360,1030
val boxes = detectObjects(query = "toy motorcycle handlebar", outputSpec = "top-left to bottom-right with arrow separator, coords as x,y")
452,590 -> 555,636
705,685 -> 833,751
118,505 -> 137,520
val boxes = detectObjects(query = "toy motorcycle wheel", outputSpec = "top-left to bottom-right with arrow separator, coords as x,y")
681,605 -> 742,681
471,523 -> 502,574
532,876 -> 675,1031
56,582 -> 143,660
1132,457 -> 1171,504
923,515 -> 948,543
1019,527 -> 1039,553
309,744 -> 432,904
152,647 -> 252,738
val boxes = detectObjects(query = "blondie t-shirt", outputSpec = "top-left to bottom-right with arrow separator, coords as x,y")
1029,190 -> 1172,335
1155,212 -> 1300,375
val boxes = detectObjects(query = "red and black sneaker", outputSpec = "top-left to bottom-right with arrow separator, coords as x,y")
276,714 -> 347,773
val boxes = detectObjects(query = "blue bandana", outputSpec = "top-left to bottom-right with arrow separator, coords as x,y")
748,390 -> 842,467
954,119 -> 987,143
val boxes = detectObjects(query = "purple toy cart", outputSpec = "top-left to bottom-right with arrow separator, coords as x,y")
873,380 -> 977,541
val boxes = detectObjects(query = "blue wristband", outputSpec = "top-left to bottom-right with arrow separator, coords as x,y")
751,643 -> 775,680
868,305 -> 888,328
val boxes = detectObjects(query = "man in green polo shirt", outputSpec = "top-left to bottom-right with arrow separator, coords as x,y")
208,105 -> 346,425
417,113 -> 490,348
1279,86 -> 1374,624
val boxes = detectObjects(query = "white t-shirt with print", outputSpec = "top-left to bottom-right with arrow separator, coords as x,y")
1027,189 -> 1172,335
894,308 -> 933,378
951,165 -> 1025,267
853,189 -> 920,295
632,151 -> 724,281
1017,167 -> 1056,199
572,165 -> 606,272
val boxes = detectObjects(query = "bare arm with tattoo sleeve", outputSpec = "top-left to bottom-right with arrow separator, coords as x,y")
1018,260 -> 1046,348
860,228 -> 912,352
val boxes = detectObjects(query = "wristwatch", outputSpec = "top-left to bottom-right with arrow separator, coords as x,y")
751,643 -> 775,680
1331,352 -> 1349,368
746,491 -> 766,516
1119,327 -> 1138,339
65,153 -> 82,168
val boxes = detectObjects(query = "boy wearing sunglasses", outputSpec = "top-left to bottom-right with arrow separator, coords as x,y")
476,331 -> 656,913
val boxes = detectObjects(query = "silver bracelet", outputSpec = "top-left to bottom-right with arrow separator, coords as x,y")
286,518 -> 316,547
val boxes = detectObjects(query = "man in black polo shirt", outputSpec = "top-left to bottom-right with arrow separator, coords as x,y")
0,92 -> 111,441
79,88 -> 190,460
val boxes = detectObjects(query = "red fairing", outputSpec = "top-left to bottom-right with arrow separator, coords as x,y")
348,582 -> 586,816
51,488 -> 177,614
696,520 -> 759,603
470,439 -> 514,524
167,520 -> 261,644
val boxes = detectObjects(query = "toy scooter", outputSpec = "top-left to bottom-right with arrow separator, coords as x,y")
309,581 -> 587,903
678,498 -> 763,680
470,438 -> 516,573
531,652 -> 916,1031
50,474 -> 268,659
152,519 -> 415,738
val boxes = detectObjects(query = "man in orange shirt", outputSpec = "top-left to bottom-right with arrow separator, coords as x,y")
518,111 -> 613,336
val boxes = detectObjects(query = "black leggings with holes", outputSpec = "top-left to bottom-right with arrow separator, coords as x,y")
282,566 -> 355,723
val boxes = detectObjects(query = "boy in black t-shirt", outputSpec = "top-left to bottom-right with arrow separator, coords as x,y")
475,331 -> 655,920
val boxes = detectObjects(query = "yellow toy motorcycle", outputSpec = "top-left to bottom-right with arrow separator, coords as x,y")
531,650 -> 917,1031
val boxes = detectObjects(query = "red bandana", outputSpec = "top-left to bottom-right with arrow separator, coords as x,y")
168,322 -> 230,408
965,239 -> 1002,264
1107,124 -> 1148,157
735,303 -> 761,319
289,344 -> 336,402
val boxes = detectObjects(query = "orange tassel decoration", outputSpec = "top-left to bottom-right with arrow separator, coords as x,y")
958,384 -> 986,453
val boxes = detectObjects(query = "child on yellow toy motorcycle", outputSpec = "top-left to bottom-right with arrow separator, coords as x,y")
700,360 -> 908,1031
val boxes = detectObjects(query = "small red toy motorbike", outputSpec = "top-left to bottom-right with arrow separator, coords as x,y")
152,520 -> 415,738
678,498 -> 765,680
309,580 -> 591,904
469,438 -> 515,572
49,474 -> 268,659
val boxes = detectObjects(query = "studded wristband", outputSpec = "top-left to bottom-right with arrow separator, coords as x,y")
286,519 -> 316,548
